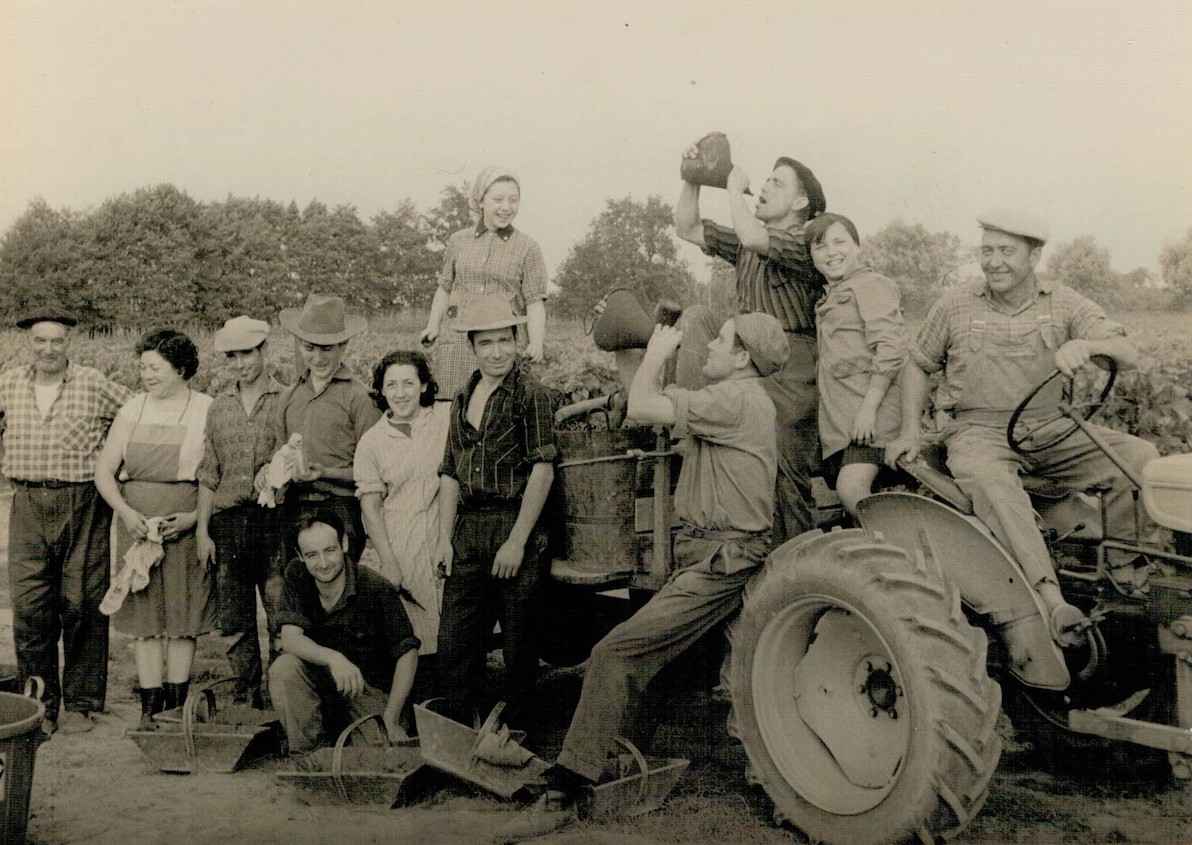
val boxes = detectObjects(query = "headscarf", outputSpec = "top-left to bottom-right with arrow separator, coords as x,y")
468,166 -> 520,223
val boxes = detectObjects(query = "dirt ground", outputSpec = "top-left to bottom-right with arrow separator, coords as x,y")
3,486 -> 1192,845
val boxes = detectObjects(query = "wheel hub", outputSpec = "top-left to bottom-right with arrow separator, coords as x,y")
789,609 -> 909,792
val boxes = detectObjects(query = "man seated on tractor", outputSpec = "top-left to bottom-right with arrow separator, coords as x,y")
887,210 -> 1163,646
540,312 -> 788,806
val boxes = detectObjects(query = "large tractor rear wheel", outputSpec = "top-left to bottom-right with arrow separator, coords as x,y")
727,529 -> 1003,845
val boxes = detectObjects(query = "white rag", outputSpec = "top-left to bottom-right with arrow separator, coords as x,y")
100,518 -> 165,616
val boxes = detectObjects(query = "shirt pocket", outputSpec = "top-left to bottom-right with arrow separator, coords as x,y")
60,415 -> 101,453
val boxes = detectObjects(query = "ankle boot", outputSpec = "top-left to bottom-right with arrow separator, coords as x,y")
139,687 -> 164,729
164,681 -> 190,711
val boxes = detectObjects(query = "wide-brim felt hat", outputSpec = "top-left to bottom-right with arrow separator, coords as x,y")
279,294 -> 367,344
16,305 -> 77,329
453,293 -> 528,333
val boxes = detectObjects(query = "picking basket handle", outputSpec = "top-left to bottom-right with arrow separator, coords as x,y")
331,713 -> 389,800
614,736 -> 650,806
23,676 -> 45,701
182,676 -> 240,762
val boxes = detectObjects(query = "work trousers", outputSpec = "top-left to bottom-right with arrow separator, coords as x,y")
557,532 -> 766,781
268,652 -> 389,753
210,502 -> 283,705
945,421 -> 1162,587
8,482 -> 110,719
437,505 -> 548,730
675,305 -> 819,548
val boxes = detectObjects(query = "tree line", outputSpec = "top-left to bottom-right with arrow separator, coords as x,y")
2,182 -> 1189,329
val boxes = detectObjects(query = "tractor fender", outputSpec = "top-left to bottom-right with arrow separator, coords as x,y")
856,491 -> 1070,691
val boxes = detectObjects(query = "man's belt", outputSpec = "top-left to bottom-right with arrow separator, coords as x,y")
10,478 -> 90,489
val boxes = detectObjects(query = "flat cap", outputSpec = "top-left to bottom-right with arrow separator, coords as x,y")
977,210 -> 1049,244
734,312 -> 789,378
213,315 -> 270,352
16,305 -> 77,329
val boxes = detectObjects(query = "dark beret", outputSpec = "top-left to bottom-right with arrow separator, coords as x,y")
16,306 -> 78,329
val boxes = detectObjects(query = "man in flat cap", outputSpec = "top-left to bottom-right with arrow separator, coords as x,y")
888,211 -> 1162,646
674,143 -> 826,548
542,312 -> 787,803
0,306 -> 132,733
273,295 -> 381,564
196,315 -> 286,707
435,293 -> 559,733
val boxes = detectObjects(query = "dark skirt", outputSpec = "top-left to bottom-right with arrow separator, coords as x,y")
112,479 -> 217,638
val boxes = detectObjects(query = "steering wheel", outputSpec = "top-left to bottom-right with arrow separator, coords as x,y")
1007,356 -> 1117,455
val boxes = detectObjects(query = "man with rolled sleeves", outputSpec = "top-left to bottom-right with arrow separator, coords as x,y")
542,312 -> 787,800
674,144 -> 826,547
273,294 -> 381,564
197,316 -> 285,707
0,306 -> 132,734
435,294 -> 559,732
887,211 -> 1163,645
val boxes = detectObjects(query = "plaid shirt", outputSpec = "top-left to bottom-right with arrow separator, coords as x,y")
196,376 -> 285,513
702,219 -> 823,334
439,365 -> 559,505
432,223 -> 548,398
910,277 -> 1126,417
0,362 -> 132,482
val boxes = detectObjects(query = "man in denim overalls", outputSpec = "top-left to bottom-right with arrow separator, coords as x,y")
888,211 -> 1162,646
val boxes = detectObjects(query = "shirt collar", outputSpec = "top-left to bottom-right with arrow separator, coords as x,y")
224,374 -> 284,399
475,219 -> 515,241
299,363 -> 353,385
23,361 -> 76,383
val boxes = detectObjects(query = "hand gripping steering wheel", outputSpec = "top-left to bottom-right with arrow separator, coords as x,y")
1007,356 -> 1117,455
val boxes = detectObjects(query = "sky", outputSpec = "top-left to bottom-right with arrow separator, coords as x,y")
3,1 -> 1191,283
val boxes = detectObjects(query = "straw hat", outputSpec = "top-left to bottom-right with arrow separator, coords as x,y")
279,294 -> 367,344
453,294 -> 528,333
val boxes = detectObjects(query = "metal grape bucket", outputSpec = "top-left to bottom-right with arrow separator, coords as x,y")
0,678 -> 47,845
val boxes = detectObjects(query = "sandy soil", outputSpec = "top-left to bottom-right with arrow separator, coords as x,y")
3,484 -> 1192,845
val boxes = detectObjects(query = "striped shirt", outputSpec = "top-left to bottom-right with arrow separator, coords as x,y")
0,362 -> 132,482
196,377 -> 285,512
439,365 -> 559,505
702,219 -> 823,334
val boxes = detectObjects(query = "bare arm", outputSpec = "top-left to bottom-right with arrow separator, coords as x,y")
1055,335 -> 1141,376
360,492 -> 401,585
491,462 -> 554,578
278,624 -> 365,697
196,485 -> 216,567
420,286 -> 451,345
382,649 -> 418,741
524,300 -> 546,361
726,166 -> 769,252
627,325 -> 682,426
95,433 -> 148,541
674,181 -> 705,247
884,361 -> 931,466
436,474 -> 460,576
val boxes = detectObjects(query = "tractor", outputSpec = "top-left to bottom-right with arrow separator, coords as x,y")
546,334 -> 1192,844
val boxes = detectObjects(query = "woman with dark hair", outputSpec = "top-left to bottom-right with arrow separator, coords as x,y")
808,213 -> 908,517
419,166 -> 548,399
94,328 -> 216,726
354,349 -> 451,659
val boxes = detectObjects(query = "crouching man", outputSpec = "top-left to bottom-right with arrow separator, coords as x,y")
270,511 -> 419,752
542,313 -> 788,803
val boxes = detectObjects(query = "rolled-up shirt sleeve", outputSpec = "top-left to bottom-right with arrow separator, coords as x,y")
701,220 -> 742,266
521,241 -> 548,305
353,434 -> 385,498
663,383 -> 743,443
520,384 -> 559,465
195,433 -> 220,492
858,275 -> 908,378
436,233 -> 459,293
910,299 -> 951,374
274,571 -> 313,632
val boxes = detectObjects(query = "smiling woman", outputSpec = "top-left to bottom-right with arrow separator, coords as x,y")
418,166 -> 549,400
92,328 -> 216,728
